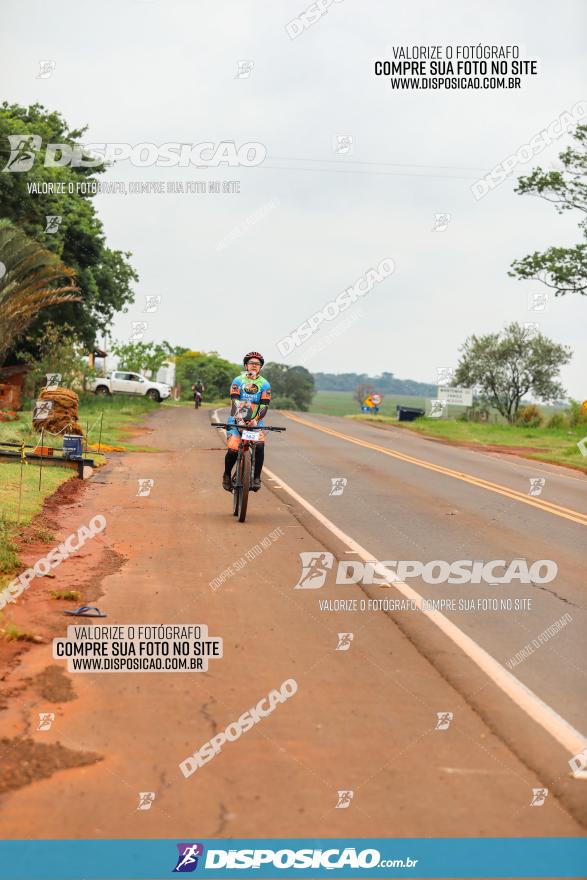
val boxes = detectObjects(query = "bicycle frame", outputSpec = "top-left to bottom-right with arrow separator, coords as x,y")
212,422 -> 286,522
233,436 -> 256,489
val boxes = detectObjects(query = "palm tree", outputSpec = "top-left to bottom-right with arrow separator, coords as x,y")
0,219 -> 81,366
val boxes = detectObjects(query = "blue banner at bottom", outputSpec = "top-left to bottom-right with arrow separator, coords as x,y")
0,838 -> 585,879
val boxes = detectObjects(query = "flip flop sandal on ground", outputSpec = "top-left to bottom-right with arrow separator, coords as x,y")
63,605 -> 107,618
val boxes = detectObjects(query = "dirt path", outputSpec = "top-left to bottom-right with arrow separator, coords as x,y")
0,406 -> 583,839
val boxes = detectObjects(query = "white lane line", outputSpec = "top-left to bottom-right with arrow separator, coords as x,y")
262,463 -> 587,762
212,407 -> 587,760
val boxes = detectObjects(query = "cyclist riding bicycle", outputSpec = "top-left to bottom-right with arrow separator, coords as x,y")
222,351 -> 271,493
192,379 -> 204,407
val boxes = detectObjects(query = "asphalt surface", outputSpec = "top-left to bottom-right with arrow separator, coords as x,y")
1,404 -> 585,848
260,410 -> 587,737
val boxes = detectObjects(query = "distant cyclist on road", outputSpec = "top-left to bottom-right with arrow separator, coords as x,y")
192,379 -> 204,408
222,352 -> 271,493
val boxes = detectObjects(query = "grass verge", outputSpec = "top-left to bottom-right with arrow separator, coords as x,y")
0,624 -> 43,643
0,394 -> 162,453
51,589 -> 80,601
349,415 -> 587,472
0,394 -> 160,591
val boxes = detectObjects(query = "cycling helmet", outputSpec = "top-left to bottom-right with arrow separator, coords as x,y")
243,351 -> 264,367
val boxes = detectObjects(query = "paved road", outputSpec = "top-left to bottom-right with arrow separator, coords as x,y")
0,405 -> 585,846
258,410 -> 587,738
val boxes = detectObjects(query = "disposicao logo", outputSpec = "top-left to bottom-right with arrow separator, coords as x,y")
173,843 -> 204,872
293,552 -> 558,587
2,135 -> 266,171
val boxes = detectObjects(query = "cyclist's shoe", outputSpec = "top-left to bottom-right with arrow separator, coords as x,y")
222,473 -> 232,492
251,477 -> 262,492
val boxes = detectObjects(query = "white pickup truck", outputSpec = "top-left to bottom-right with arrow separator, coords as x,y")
88,371 -> 171,402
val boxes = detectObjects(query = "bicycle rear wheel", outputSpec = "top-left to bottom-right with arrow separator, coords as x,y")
237,450 -> 251,522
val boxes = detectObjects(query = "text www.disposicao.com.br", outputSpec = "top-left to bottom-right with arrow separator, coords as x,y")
71,657 -> 201,671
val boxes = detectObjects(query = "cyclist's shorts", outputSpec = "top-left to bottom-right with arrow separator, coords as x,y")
226,426 -> 266,450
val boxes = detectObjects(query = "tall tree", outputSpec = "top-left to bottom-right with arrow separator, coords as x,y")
510,124 -> 587,297
354,383 -> 374,406
0,102 -> 138,355
0,219 -> 80,366
109,341 -> 170,375
453,322 -> 571,423
174,351 -> 240,400
263,363 -> 315,411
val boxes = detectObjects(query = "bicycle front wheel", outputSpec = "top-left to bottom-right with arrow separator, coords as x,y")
237,449 -> 251,522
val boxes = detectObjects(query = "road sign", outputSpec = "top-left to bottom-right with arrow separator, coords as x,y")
362,393 -> 382,409
437,386 -> 473,406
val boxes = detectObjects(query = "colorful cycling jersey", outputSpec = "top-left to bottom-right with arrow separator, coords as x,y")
230,372 -> 271,404
227,372 -> 271,425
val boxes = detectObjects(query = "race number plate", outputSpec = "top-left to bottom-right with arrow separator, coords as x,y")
241,430 -> 260,441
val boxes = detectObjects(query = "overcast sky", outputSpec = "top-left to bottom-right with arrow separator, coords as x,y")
2,0 -> 586,396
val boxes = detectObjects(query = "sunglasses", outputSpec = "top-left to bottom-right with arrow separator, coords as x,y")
247,361 -> 261,366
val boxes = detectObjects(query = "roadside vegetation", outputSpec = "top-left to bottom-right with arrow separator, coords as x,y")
0,102 -> 138,355
351,403 -> 587,472
0,395 -> 159,454
509,123 -> 587,299
311,390 -> 429,417
0,396 -> 159,592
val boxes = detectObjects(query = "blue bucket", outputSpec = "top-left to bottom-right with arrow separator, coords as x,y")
63,434 -> 83,458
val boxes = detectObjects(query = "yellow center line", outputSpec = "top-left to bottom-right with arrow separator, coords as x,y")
284,412 -> 587,527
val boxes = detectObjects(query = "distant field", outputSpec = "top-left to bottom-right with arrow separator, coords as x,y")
309,390 -> 429,417
309,390 -> 566,421
308,391 -> 587,472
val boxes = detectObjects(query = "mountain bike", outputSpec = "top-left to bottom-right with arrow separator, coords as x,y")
212,423 -> 285,522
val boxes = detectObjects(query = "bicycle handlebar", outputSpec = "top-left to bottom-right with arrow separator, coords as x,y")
212,423 -> 286,432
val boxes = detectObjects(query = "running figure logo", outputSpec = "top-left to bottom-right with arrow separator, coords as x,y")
435,712 -> 453,730
528,291 -> 548,311
173,843 -> 204,872
3,134 -> 42,172
37,60 -> 56,79
432,212 -> 451,232
335,790 -> 354,809
33,400 -> 53,420
528,478 -> 545,497
143,295 -> 161,313
137,479 -> 154,497
329,477 -> 347,496
137,792 -> 156,810
523,321 -> 540,338
235,59 -> 254,79
294,552 -> 334,589
336,633 -> 353,651
37,712 -> 55,731
45,373 -> 61,389
131,321 -> 148,341
436,367 -> 455,386
333,135 -> 353,155
428,399 -> 446,419
44,215 -> 62,234
530,788 -> 549,807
